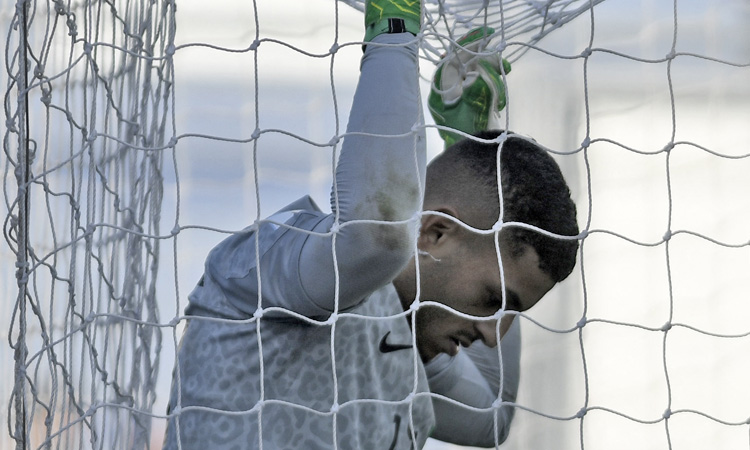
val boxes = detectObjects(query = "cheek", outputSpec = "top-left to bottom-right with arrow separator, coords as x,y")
415,306 -> 466,336
419,253 -> 493,315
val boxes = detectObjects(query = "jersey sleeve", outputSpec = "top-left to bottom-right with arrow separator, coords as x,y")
191,33 -> 425,319
425,319 -> 521,447
297,32 -> 426,312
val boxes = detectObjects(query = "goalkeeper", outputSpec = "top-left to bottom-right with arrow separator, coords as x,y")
164,1 -> 578,449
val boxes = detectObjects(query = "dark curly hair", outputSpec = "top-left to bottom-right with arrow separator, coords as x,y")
425,130 -> 579,282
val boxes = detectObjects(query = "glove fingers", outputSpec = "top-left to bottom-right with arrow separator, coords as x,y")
461,76 -> 493,131
456,26 -> 495,48
453,27 -> 494,68
429,26 -> 512,147
477,60 -> 508,111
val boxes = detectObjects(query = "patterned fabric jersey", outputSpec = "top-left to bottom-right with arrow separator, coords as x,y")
163,31 -> 520,450
164,197 -> 435,450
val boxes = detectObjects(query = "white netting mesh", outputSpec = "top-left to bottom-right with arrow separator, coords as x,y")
2,0 -> 750,449
341,0 -> 607,63
3,0 -> 175,448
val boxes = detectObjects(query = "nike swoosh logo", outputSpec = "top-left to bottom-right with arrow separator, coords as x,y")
379,331 -> 413,353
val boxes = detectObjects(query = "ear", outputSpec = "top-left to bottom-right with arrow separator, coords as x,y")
418,206 -> 461,250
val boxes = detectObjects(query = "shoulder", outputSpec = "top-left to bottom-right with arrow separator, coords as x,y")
207,196 -> 327,272
191,197 -> 330,315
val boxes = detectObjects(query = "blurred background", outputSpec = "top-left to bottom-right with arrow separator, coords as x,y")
2,0 -> 749,448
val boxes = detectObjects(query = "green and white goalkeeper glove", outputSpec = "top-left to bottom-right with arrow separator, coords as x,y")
364,0 -> 421,42
428,27 -> 512,148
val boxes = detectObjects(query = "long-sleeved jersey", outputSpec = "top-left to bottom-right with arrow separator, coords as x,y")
164,31 -> 519,450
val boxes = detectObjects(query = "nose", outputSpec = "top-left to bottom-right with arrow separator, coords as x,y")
474,314 -> 516,348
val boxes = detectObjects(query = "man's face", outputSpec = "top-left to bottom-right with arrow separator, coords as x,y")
411,229 -> 555,362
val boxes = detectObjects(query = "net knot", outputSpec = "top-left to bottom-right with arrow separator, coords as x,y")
171,225 -> 180,236
580,47 -> 592,58
330,403 -> 340,414
576,407 -> 587,418
168,136 -> 178,148
249,39 -> 260,51
328,135 -> 340,146
661,322 -> 672,332
168,316 -> 180,327
662,230 -> 671,242
581,137 -> 591,148
409,300 -> 420,313
165,44 -> 176,57
325,312 -> 338,325
330,222 -> 341,234
493,133 -> 507,145
577,317 -> 587,329
83,42 -> 93,55
251,128 -> 261,140
66,17 -> 78,38
15,264 -> 29,285
329,43 -> 339,54
663,408 -> 672,419
53,0 -> 66,15
40,90 -> 51,106
253,308 -> 264,320
85,404 -> 97,418
84,313 -> 96,325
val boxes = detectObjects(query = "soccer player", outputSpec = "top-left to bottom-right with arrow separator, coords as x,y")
163,1 -> 578,449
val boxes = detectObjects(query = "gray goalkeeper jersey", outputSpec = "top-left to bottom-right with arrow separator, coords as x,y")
164,32 -> 519,450
164,196 -> 435,450
163,196 -> 521,450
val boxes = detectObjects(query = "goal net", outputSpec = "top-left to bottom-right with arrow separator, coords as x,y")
2,0 -> 749,449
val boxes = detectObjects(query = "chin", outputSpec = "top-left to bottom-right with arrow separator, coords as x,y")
417,344 -> 439,362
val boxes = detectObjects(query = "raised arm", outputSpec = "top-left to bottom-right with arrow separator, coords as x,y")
198,2 -> 425,320
298,2 -> 425,312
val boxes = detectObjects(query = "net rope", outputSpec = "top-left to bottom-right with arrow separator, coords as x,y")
3,0 -> 750,449
4,0 -> 176,448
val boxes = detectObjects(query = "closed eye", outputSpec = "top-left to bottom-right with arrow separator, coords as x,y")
491,290 -> 522,311
507,291 -> 524,311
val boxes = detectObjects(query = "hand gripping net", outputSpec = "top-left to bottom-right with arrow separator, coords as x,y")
341,0 -> 606,63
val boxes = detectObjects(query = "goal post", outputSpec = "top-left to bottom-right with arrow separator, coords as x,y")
3,0 -> 177,448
